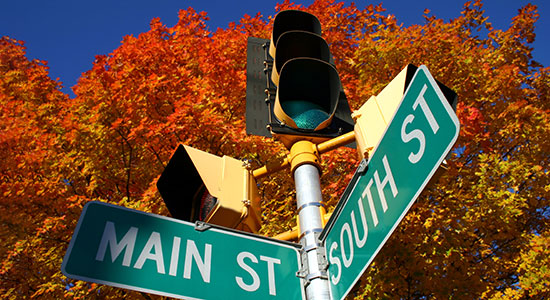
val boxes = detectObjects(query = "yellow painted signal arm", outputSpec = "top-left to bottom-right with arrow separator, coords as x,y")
272,212 -> 333,241
251,131 -> 356,179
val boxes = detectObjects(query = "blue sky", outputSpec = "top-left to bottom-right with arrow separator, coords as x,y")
1,0 -> 548,97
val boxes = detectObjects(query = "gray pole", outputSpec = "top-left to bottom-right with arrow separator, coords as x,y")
294,163 -> 330,300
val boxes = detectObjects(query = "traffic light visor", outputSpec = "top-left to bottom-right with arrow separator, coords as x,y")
156,145 -> 262,232
156,145 -> 209,222
271,30 -> 332,86
269,10 -> 322,58
274,58 -> 340,131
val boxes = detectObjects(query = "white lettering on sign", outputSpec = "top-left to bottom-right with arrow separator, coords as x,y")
183,240 -> 212,283
340,223 -> 353,268
413,85 -> 440,134
261,255 -> 282,296
94,221 -> 212,283
235,252 -> 282,296
169,236 -> 181,276
359,155 -> 397,227
328,83 -> 447,285
328,155 -> 398,285
350,199 -> 368,249
95,221 -> 137,267
374,155 -> 398,212
401,84 -> 440,164
134,231 -> 165,274
362,179 -> 378,226
236,252 -> 260,292
328,242 -> 341,284
93,221 -> 288,296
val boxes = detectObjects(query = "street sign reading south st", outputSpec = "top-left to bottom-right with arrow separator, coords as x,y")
62,201 -> 305,300
321,65 -> 460,300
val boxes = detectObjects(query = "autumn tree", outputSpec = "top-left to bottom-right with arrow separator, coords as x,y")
0,0 -> 548,299
0,36 -> 82,298
342,2 -> 550,299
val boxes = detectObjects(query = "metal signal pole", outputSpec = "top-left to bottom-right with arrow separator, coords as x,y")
295,163 -> 330,299
252,133 -> 356,300
289,140 -> 330,299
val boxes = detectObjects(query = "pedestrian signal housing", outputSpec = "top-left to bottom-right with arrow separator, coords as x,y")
156,145 -> 262,233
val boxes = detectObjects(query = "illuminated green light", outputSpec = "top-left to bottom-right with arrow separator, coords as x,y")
282,100 -> 329,130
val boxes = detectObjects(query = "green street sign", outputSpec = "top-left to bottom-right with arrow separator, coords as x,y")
321,65 -> 460,300
62,201 -> 305,300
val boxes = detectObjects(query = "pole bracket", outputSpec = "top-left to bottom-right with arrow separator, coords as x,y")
289,140 -> 321,174
295,232 -> 329,286
194,221 -> 212,232
357,158 -> 368,175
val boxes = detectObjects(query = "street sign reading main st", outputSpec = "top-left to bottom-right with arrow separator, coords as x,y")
321,65 -> 460,300
62,201 -> 305,300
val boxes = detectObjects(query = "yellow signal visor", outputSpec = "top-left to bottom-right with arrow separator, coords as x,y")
274,58 -> 340,131
269,10 -> 322,59
271,30 -> 332,87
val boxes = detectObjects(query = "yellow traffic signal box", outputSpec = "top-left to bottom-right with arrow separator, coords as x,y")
157,145 -> 262,233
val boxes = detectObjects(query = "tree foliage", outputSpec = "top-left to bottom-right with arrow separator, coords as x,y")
0,0 -> 548,298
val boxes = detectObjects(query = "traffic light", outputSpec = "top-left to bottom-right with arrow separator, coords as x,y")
245,10 -> 354,149
353,64 -> 457,160
156,145 -> 262,233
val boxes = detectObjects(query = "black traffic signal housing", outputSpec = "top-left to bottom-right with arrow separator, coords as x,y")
246,10 -> 354,149
156,145 -> 262,233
